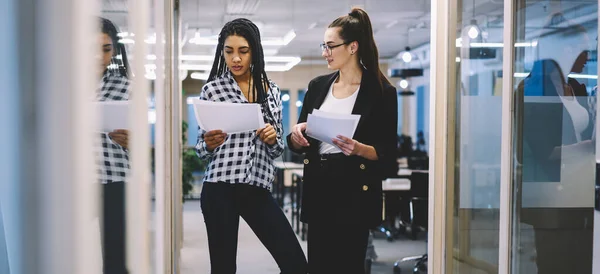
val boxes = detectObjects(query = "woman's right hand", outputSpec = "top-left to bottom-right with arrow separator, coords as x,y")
290,122 -> 310,149
204,130 -> 227,152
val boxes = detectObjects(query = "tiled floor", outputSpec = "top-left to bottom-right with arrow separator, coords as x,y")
179,200 -> 427,274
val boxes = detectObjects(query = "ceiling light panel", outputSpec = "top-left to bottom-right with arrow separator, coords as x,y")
226,0 -> 261,15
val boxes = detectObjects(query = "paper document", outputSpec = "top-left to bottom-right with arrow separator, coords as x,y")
94,101 -> 129,132
191,98 -> 266,133
305,110 -> 360,145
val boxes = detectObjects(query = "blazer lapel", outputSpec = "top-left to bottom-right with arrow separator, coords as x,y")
350,72 -> 376,138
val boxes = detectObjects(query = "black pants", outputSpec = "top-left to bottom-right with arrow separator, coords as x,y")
533,227 -> 593,274
307,221 -> 369,274
102,181 -> 128,274
306,155 -> 370,274
525,208 -> 594,274
200,182 -> 308,274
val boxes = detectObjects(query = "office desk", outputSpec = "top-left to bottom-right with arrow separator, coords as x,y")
273,162 -> 303,208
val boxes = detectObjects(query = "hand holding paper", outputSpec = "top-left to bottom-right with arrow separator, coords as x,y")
191,98 -> 266,134
204,130 -> 227,152
332,134 -> 362,156
305,109 -> 360,146
257,124 -> 277,145
94,101 -> 129,132
290,122 -> 310,148
108,129 -> 129,149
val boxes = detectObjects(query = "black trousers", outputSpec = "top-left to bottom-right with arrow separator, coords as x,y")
307,221 -> 369,274
524,208 -> 594,274
306,155 -> 370,274
102,181 -> 128,274
200,182 -> 308,274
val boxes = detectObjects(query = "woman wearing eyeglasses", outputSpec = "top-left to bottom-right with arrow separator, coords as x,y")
287,7 -> 398,274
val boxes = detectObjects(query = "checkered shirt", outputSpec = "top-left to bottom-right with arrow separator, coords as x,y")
95,71 -> 130,184
195,72 -> 284,190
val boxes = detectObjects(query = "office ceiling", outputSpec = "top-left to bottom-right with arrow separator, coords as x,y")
102,0 -> 431,61
102,0 -> 597,64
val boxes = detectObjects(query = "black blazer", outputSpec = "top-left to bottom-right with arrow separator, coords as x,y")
286,70 -> 398,228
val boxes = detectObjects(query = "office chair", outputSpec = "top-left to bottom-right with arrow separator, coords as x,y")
393,171 -> 428,274
378,178 -> 412,241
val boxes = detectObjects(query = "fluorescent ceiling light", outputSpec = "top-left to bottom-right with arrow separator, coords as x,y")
386,20 -> 398,29
264,56 -> 301,63
145,33 -> 156,44
513,72 -> 529,78
262,30 -> 296,46
179,55 -> 302,72
308,22 -> 317,29
118,38 -> 135,44
188,32 -> 217,45
226,0 -> 261,14
148,109 -> 156,124
513,72 -> 597,80
190,72 -> 210,80
455,39 -> 538,48
263,48 -> 279,56
190,30 -> 296,46
469,42 -> 504,48
265,57 -> 301,71
567,73 -> 598,79
180,55 -> 214,61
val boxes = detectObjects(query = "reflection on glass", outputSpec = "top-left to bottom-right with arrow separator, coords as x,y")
447,1 -> 504,273
512,1 -> 597,273
96,16 -> 131,274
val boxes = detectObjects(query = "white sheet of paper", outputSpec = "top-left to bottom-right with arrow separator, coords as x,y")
305,111 -> 360,145
94,101 -> 129,132
191,98 -> 266,133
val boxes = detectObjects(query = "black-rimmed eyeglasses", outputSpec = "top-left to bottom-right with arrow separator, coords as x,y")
320,42 -> 351,55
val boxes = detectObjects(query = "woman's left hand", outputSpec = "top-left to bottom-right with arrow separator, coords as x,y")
333,135 -> 362,156
108,129 -> 129,149
257,124 -> 277,145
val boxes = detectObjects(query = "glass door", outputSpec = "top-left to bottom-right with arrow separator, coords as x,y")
509,0 -> 599,273
430,0 -> 600,273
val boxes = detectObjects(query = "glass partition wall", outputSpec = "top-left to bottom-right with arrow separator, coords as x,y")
429,0 -> 600,273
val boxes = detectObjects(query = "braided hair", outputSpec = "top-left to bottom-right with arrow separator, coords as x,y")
208,18 -> 270,104
100,17 -> 130,78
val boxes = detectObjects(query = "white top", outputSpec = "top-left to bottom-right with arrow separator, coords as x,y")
560,95 -> 589,142
318,80 -> 360,154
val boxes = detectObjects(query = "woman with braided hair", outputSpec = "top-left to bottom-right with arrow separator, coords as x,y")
97,17 -> 131,274
195,18 -> 308,274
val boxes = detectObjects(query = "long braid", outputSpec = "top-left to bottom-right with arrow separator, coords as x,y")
100,17 -> 130,78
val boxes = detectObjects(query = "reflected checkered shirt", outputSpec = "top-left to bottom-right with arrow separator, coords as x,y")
195,72 -> 284,190
95,71 -> 130,184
